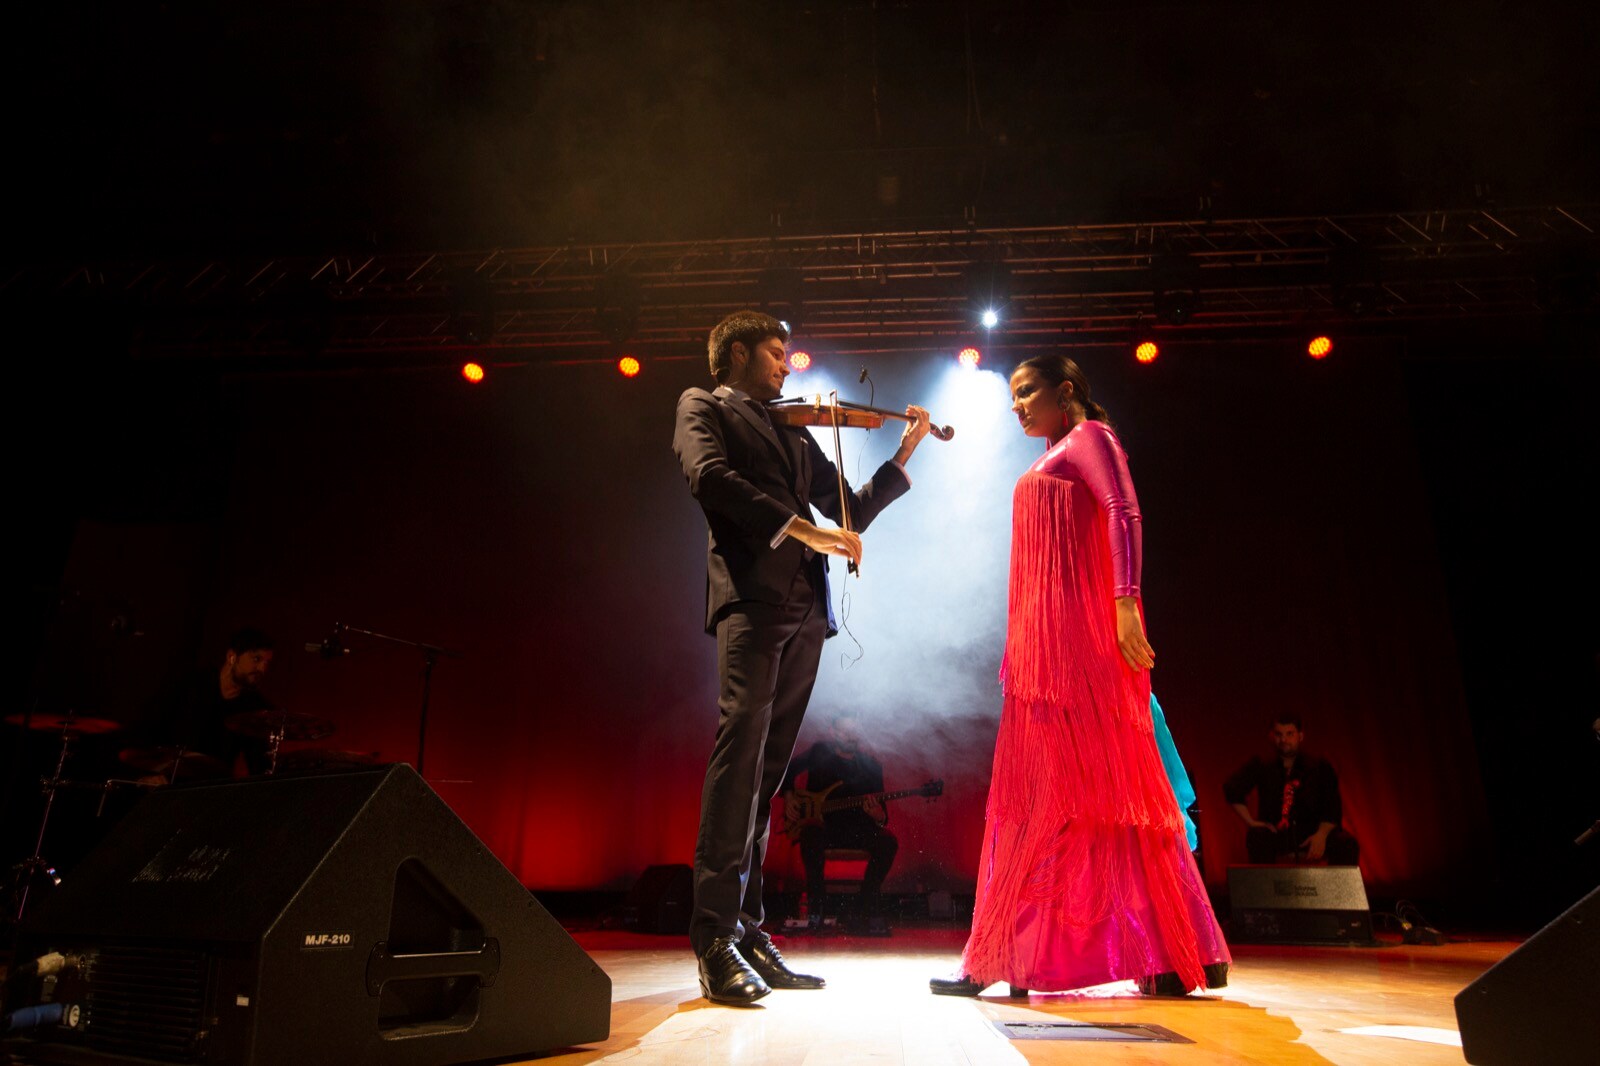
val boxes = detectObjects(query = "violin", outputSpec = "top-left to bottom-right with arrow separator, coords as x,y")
766,396 -> 955,441
765,392 -> 953,578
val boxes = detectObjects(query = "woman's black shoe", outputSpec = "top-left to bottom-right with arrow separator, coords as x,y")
1007,985 -> 1030,999
929,974 -> 987,997
1203,962 -> 1230,989
1136,971 -> 1189,997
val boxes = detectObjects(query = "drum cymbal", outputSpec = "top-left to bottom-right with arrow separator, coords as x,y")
223,709 -> 336,742
275,748 -> 380,773
118,746 -> 228,778
5,712 -> 122,735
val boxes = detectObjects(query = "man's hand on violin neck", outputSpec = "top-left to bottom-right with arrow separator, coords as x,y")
894,405 -> 933,462
788,519 -> 863,567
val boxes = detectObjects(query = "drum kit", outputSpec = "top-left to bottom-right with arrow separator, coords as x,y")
2,706 -> 379,922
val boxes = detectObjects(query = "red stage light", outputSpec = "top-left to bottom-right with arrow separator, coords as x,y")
618,356 -> 641,378
1308,335 -> 1333,359
958,347 -> 981,369
1135,341 -> 1159,364
461,362 -> 485,383
789,351 -> 811,372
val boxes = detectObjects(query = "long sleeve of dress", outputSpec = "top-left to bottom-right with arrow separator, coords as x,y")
1067,421 -> 1144,598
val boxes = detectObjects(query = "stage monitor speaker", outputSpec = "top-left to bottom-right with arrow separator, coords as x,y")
3,764 -> 610,1065
1454,886 -> 1599,1066
623,864 -> 692,934
1226,864 -> 1375,944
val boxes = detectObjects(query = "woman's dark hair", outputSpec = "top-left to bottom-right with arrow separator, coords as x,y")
708,311 -> 789,383
1015,353 -> 1112,424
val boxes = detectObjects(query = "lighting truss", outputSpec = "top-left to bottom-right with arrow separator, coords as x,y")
9,205 -> 1595,362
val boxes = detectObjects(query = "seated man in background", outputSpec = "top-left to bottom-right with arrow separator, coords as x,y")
144,627 -> 276,780
783,711 -> 899,930
1224,713 -> 1360,866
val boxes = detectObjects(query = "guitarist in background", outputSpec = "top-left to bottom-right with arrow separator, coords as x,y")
783,711 -> 899,930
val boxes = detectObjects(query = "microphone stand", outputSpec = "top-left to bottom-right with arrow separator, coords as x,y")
329,623 -> 462,778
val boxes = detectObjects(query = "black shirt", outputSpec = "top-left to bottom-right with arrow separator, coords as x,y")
786,741 -> 886,827
155,670 -> 273,775
1223,753 -> 1344,837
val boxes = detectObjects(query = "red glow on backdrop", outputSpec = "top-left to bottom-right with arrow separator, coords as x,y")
617,356 -> 642,377
1135,341 -> 1160,364
460,362 -> 485,383
957,347 -> 982,369
788,350 -> 811,372
1308,335 -> 1334,359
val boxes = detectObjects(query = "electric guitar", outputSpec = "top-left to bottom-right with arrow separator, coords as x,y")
780,779 -> 943,839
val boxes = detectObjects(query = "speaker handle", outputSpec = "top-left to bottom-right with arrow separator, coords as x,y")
365,938 -> 501,995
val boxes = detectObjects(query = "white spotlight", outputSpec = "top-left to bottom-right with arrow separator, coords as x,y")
980,308 -> 1000,329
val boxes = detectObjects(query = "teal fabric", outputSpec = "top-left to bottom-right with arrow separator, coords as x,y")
1150,692 -> 1199,851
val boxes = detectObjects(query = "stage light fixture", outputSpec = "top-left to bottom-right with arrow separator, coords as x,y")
449,273 -> 496,344
1534,241 -> 1600,313
618,356 -> 641,377
1135,341 -> 1160,364
595,269 -> 644,344
1152,252 -> 1202,327
788,350 -> 811,372
759,267 -> 806,332
460,362 -> 485,383
958,347 -> 982,369
965,263 -> 1013,327
1329,247 -> 1383,319
1308,335 -> 1333,359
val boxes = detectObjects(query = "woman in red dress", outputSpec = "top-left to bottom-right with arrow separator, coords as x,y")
932,354 -> 1229,997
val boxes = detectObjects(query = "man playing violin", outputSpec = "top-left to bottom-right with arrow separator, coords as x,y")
673,310 -> 930,1005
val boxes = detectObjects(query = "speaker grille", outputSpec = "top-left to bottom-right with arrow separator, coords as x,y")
83,944 -> 209,1062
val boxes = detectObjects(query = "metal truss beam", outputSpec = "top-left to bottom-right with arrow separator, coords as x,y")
6,206 -> 1595,360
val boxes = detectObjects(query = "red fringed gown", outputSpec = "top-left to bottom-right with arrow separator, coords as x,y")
959,419 -> 1230,992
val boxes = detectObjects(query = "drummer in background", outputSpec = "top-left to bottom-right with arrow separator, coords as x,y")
150,627 -> 276,778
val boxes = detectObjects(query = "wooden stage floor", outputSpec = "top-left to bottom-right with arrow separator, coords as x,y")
527,926 -> 1510,1065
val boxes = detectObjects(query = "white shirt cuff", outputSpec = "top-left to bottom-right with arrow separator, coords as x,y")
770,514 -> 798,549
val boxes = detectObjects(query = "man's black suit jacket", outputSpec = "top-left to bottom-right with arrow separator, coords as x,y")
674,385 -> 911,634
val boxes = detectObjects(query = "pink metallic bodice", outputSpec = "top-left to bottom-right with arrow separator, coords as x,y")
1027,419 -> 1143,598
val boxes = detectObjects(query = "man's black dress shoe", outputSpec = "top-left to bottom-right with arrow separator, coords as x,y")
929,974 -> 988,996
698,935 -> 771,1006
739,929 -> 825,989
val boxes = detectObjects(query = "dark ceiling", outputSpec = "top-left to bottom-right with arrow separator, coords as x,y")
11,0 -> 1599,256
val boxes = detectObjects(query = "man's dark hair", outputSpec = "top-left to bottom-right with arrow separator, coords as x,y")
708,311 -> 788,383
227,627 -> 275,655
1272,712 -> 1303,730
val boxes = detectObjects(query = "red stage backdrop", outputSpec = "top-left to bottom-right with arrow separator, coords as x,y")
48,344 -> 1493,900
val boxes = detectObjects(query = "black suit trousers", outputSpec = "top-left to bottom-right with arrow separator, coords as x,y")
690,561 -> 828,954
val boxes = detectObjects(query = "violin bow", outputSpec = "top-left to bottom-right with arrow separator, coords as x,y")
827,390 -> 859,576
